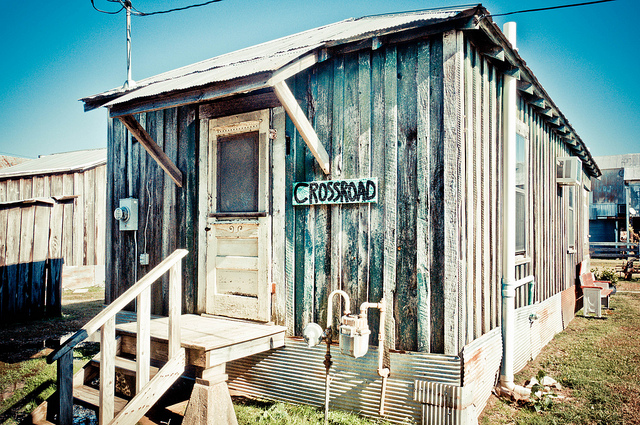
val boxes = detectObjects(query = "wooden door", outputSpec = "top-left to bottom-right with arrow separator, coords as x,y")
205,110 -> 271,322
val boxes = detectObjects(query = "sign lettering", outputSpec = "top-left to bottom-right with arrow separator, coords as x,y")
292,178 -> 378,206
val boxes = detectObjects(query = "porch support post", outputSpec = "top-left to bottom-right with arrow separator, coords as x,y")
118,114 -> 184,187
183,364 -> 238,425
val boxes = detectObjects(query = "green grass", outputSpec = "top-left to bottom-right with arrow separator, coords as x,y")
0,356 -> 56,425
0,345 -> 99,425
480,292 -> 640,425
234,397 -> 393,425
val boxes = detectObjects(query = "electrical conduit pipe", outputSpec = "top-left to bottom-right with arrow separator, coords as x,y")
323,290 -> 351,424
499,21 -> 531,399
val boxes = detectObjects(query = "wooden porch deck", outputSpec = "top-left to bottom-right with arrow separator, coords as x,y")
113,314 -> 286,424
115,313 -> 286,369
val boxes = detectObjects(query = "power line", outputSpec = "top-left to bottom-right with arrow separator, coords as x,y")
487,0 -> 616,18
91,0 -> 124,14
90,0 -> 224,16
130,0 -> 223,16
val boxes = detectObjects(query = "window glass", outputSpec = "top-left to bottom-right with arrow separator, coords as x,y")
217,132 -> 259,212
568,186 -> 575,249
515,133 -> 527,253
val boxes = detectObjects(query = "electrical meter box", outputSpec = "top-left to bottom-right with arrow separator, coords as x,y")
339,315 -> 371,358
114,198 -> 138,231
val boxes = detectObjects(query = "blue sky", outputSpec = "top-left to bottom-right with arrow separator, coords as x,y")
0,0 -> 637,159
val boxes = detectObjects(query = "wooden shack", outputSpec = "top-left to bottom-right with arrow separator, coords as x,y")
79,5 -> 601,424
0,149 -> 107,322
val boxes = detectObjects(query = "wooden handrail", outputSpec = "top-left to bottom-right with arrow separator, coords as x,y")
48,248 -> 188,363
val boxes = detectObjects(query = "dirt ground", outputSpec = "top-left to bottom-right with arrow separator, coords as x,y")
0,286 -> 104,365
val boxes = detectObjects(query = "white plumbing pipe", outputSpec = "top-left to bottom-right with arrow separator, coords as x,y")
359,299 -> 390,415
499,21 -> 531,399
326,289 -> 351,332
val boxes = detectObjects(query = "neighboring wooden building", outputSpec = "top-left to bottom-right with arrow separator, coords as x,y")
0,149 -> 107,296
81,6 -> 600,423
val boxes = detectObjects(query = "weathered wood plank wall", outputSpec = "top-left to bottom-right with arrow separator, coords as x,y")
278,35 -> 590,354
105,106 -> 198,315
0,166 -> 106,268
281,36 -> 449,353
0,199 -> 65,322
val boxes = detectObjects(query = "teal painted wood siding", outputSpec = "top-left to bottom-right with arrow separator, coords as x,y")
283,37 -> 448,353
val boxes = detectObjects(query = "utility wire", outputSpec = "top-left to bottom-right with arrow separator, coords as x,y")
90,0 -> 223,16
91,0 -> 124,14
130,0 -> 223,16
487,0 -> 615,18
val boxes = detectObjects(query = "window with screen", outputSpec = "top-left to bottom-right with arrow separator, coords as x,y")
216,131 -> 259,213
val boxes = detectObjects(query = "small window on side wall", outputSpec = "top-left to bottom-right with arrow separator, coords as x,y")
567,185 -> 575,250
515,129 -> 528,255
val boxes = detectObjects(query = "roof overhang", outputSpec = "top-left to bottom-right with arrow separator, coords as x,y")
469,15 -> 601,178
80,4 -> 600,178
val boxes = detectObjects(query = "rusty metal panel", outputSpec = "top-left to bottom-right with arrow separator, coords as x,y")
591,169 -> 625,204
561,285 -> 577,328
536,292 -> 563,349
460,327 -> 502,417
226,339 -> 462,424
513,304 -> 536,373
414,381 -> 471,425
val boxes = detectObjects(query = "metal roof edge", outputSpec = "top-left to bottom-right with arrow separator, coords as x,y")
475,16 -> 601,178
0,160 -> 106,180
84,6 -> 482,114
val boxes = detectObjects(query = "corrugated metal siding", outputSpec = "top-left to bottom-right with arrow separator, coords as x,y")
513,292 -> 564,375
414,381 -> 472,425
461,327 -> 502,417
226,339 -> 462,424
537,292 -> 563,349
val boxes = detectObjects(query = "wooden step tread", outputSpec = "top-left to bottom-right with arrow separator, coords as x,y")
90,355 -> 160,378
74,385 -> 128,413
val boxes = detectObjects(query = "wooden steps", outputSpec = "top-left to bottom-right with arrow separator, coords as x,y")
74,384 -> 129,414
88,354 -> 161,379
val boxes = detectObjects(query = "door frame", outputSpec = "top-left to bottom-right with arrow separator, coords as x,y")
197,109 -> 271,321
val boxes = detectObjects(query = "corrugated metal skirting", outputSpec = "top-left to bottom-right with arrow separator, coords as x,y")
513,292 -> 564,375
227,291 -> 571,424
461,327 -> 502,418
226,339 -> 462,424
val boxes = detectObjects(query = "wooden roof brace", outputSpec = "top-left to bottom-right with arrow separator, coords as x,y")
483,46 -> 504,61
118,114 -> 184,187
272,80 -> 330,174
268,53 -> 330,175
529,97 -> 546,109
516,81 -> 534,95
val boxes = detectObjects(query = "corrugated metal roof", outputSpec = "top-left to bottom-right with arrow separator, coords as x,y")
0,148 -> 107,179
81,7 -> 474,109
0,155 -> 30,169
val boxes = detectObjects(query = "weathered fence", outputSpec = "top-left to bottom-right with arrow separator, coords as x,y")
0,258 -> 63,322
589,242 -> 640,259
0,201 -> 68,323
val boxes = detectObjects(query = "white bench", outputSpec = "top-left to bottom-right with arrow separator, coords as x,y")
579,271 -> 614,318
